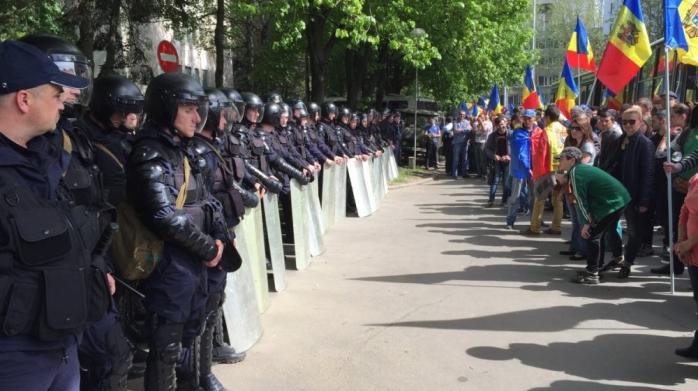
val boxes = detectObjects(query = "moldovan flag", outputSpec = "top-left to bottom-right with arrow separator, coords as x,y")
471,103 -> 480,117
605,89 -> 624,110
555,60 -> 579,120
566,16 -> 596,73
597,0 -> 651,95
487,84 -> 503,114
522,65 -> 543,109
676,0 -> 698,66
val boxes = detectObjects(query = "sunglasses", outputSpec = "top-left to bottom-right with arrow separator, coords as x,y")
621,119 -> 637,126
570,126 -> 582,131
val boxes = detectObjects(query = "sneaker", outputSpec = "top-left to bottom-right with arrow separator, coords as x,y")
543,228 -> 561,235
570,272 -> 600,284
519,228 -> 541,235
600,256 -> 623,272
569,253 -> 586,261
505,225 -> 514,230
485,202 -> 494,208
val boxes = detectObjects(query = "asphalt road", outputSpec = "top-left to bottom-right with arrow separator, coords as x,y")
213,176 -> 698,390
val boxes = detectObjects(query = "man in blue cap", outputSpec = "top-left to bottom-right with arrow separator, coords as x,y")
0,40 -> 110,390
505,109 -> 535,229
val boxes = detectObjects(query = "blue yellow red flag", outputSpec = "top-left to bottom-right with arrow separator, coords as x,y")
555,60 -> 579,120
566,17 -> 596,72
522,65 -> 543,109
597,0 -> 651,94
487,85 -> 502,114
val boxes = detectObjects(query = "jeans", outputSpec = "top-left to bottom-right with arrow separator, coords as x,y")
426,138 -> 438,168
472,142 -> 486,176
506,176 -> 533,226
488,161 -> 510,203
451,141 -> 468,177
585,208 -> 625,274
567,197 -> 588,257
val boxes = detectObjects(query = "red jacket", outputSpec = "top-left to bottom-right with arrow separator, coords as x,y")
530,126 -> 551,181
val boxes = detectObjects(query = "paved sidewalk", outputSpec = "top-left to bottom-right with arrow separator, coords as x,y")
216,177 -> 698,390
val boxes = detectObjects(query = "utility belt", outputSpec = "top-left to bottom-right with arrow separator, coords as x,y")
0,172 -> 109,341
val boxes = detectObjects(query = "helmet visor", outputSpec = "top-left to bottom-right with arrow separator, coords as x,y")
175,97 -> 209,135
52,54 -> 92,106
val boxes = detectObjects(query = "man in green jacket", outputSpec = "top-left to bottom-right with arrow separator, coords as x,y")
556,147 -> 631,284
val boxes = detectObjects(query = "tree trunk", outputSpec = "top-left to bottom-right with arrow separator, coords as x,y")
214,0 -> 225,87
99,0 -> 121,77
346,45 -> 369,109
306,4 -> 336,104
374,42 -> 389,110
76,0 -> 96,67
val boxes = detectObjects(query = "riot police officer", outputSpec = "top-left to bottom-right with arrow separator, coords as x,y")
126,72 -> 229,390
20,34 -> 132,391
0,39 -> 109,390
188,88 -> 248,391
319,102 -> 351,158
307,102 -> 342,165
258,102 -> 310,193
77,73 -> 145,391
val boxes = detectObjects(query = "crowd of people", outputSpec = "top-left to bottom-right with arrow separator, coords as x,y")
430,93 -> 698,360
0,35 -> 404,391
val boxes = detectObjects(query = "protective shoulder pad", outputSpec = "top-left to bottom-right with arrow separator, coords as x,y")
130,140 -> 164,165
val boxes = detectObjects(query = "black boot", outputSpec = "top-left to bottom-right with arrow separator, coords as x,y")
212,308 -> 245,364
200,312 -> 230,391
176,338 -> 203,391
145,320 -> 184,391
676,330 -> 698,359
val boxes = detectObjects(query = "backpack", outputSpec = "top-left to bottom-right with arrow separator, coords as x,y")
111,157 -> 190,280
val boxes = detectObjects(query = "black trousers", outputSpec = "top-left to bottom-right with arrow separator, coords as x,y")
585,208 -> 625,274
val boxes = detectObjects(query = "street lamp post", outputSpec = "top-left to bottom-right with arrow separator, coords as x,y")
411,27 -> 426,169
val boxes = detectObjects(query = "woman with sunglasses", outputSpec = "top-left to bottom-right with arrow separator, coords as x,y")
559,114 -> 596,261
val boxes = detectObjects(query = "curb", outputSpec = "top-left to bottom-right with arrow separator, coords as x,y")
389,176 -> 435,189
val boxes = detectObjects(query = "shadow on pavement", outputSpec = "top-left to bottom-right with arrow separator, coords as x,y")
527,380 -> 680,391
366,300 -> 691,332
467,334 -> 697,386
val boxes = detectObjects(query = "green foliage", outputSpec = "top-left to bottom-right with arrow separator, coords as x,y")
0,0 -> 69,40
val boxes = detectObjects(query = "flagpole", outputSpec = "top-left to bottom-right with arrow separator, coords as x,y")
585,77 -> 597,106
577,57 -> 581,105
664,45 -> 676,295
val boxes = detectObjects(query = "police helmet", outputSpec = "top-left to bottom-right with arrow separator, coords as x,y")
261,102 -> 283,127
350,113 -> 360,123
298,107 -> 309,118
266,92 -> 283,104
291,100 -> 307,113
20,33 -> 93,110
308,102 -> 321,118
339,106 -> 351,119
219,88 -> 245,121
89,74 -> 144,127
204,88 -> 238,134
241,92 -> 265,123
144,72 -> 208,133
321,102 -> 337,118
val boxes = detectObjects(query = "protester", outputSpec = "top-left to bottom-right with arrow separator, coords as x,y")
484,115 -> 511,207
452,110 -> 472,177
674,173 -> 698,358
555,147 -> 630,284
424,116 -> 440,169
617,105 -> 655,279
505,109 -> 534,229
